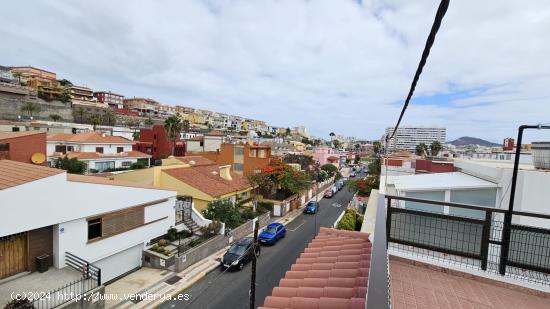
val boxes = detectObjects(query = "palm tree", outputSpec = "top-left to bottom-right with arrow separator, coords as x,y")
20,101 -> 41,118
329,132 -> 335,147
430,141 -> 442,157
49,114 -> 62,122
72,107 -> 87,123
164,115 -> 184,155
88,114 -> 101,130
416,143 -> 428,156
182,119 -> 190,132
102,109 -> 116,126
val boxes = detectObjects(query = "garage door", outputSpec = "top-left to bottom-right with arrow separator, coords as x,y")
94,244 -> 143,284
0,233 -> 27,279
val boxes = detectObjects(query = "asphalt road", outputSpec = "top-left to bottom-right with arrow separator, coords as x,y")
160,183 -> 357,309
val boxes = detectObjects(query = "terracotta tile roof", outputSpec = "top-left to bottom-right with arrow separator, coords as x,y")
0,131 -> 45,140
67,174 -> 172,191
327,156 -> 339,162
259,227 -> 371,309
189,136 -> 204,141
0,160 -> 64,190
173,156 -> 215,166
47,132 -> 133,144
163,165 -> 251,197
50,151 -> 151,160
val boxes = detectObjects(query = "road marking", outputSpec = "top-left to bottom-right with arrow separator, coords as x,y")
287,220 -> 306,232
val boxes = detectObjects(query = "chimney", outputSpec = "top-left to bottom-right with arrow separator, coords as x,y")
219,165 -> 232,181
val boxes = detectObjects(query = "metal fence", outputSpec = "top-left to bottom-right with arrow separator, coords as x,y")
32,252 -> 101,308
386,195 -> 550,287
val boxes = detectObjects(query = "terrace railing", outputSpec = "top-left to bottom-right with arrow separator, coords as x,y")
385,195 -> 550,287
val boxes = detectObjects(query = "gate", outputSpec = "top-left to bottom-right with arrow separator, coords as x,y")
0,232 -> 28,279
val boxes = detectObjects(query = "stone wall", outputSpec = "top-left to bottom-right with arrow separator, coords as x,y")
0,86 -> 73,122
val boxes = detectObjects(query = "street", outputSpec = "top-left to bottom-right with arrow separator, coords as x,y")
160,183 -> 357,309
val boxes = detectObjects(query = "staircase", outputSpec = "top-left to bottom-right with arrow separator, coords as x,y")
183,216 -> 201,235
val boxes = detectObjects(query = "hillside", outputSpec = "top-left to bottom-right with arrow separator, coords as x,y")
448,136 -> 500,147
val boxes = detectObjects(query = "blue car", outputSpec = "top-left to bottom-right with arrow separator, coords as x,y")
303,201 -> 319,214
258,223 -> 286,245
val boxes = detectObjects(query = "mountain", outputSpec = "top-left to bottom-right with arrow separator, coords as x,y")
448,136 -> 500,147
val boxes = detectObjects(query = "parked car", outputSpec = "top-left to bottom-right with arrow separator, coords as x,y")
220,237 -> 260,271
258,223 -> 286,245
303,201 -> 320,214
336,180 -> 345,190
324,189 -> 334,198
331,185 -> 338,194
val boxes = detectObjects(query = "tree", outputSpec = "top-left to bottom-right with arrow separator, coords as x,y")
415,143 -> 428,156
20,101 -> 41,118
57,79 -> 73,86
49,114 -> 62,122
354,143 -> 361,150
164,115 -> 184,155
202,199 -> 244,229
145,117 -> 154,126
88,114 -> 101,130
372,141 -> 382,155
72,106 -> 87,123
329,132 -> 335,145
368,157 -> 381,176
430,141 -> 442,156
349,175 -> 380,197
320,163 -> 339,178
249,162 -> 312,199
132,131 -> 140,141
54,157 -> 87,174
283,154 -> 314,170
181,118 -> 190,132
333,140 -> 341,149
102,109 -> 116,126
354,155 -> 361,164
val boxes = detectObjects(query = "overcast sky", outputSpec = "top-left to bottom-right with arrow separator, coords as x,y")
2,0 -> 549,142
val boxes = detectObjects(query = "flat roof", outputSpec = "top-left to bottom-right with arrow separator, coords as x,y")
454,158 -> 537,170
391,172 -> 497,191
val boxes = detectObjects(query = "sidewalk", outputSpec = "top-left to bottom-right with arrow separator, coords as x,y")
105,190 -> 327,308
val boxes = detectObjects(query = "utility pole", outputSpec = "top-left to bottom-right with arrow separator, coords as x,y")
249,219 -> 259,309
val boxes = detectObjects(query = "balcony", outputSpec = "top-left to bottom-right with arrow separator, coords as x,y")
365,191 -> 550,309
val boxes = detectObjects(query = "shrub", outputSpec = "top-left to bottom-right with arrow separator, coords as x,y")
202,199 -> 244,229
337,208 -> 364,231
158,239 -> 169,246
4,296 -> 34,309
178,230 -> 192,238
257,201 -> 274,214
166,228 -> 178,241
199,221 -> 222,237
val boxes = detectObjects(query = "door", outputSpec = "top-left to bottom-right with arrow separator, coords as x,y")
93,244 -> 143,284
0,233 -> 28,279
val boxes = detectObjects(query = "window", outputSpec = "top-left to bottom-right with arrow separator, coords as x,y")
88,218 -> 102,240
67,146 -> 74,152
11,127 -> 20,132
96,147 -> 104,153
117,147 -> 124,153
258,149 -> 266,158
0,143 -> 9,151
122,161 -> 132,167
233,163 -> 243,172
249,149 -> 257,157
234,147 -> 244,156
95,161 -> 115,172
55,145 -> 67,154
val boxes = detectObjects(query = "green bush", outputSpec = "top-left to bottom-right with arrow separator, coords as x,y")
158,239 -> 169,246
178,230 -> 192,238
202,199 -> 244,229
257,201 -> 274,213
337,208 -> 364,231
166,228 -> 178,241
4,296 -> 33,309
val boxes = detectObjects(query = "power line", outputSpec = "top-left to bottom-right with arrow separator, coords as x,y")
386,0 -> 450,143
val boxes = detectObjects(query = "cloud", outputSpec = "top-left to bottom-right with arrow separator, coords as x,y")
1,0 -> 549,142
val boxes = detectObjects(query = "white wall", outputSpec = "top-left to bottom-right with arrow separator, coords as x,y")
47,142 -> 132,155
53,197 -> 175,269
204,136 -> 222,151
0,173 -> 176,236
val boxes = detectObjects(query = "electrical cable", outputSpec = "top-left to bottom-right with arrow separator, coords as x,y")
386,0 -> 450,143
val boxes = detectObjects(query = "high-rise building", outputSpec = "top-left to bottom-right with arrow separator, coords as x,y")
383,126 -> 446,151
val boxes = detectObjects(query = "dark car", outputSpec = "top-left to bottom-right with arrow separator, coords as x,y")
258,223 -> 286,245
324,189 -> 334,198
220,237 -> 260,271
303,201 -> 320,214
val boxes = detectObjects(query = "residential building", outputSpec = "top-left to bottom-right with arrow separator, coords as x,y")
133,124 -> 186,161
68,85 -> 106,108
0,131 -> 47,165
383,126 -> 446,151
261,140 -> 295,156
159,104 -> 176,117
110,157 -> 253,210
94,91 -> 124,109
185,131 -> 225,152
0,160 -> 177,284
0,65 -> 16,84
123,97 -> 160,116
10,66 -> 63,100
47,132 -> 150,172
190,142 -> 272,175
503,137 -> 515,151
312,146 -> 340,166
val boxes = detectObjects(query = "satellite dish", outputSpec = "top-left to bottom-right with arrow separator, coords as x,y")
31,153 -> 46,164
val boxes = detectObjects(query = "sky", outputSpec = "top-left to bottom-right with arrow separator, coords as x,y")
1,0 -> 549,142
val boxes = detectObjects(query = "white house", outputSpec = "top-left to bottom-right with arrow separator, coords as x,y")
0,160 -> 178,283
185,132 -> 224,152
47,132 -> 151,172
383,158 -> 550,227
